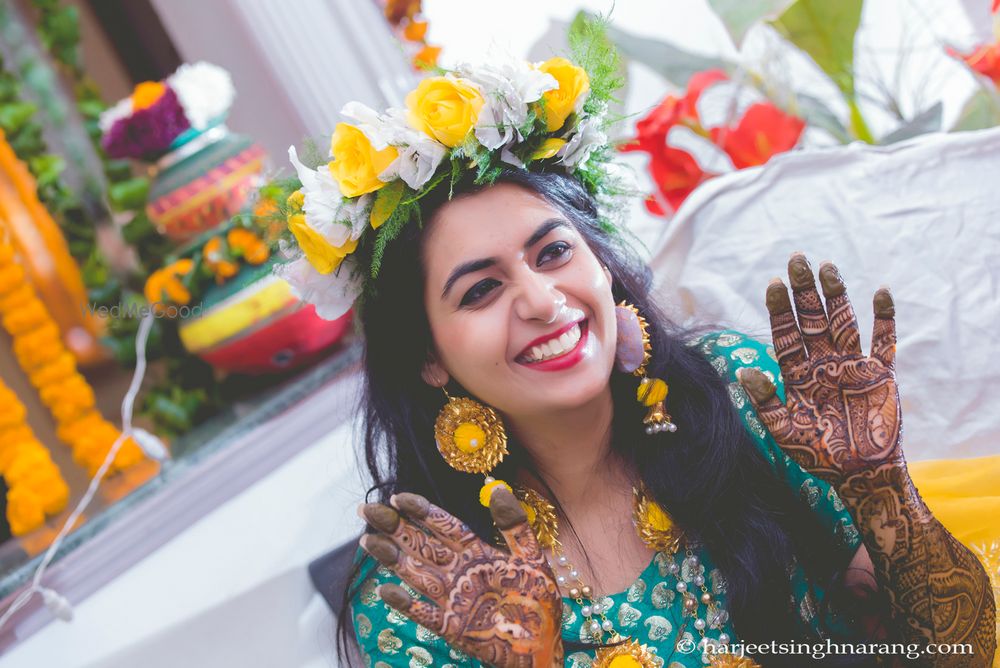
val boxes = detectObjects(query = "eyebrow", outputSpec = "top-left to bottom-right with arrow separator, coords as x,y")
440,218 -> 568,299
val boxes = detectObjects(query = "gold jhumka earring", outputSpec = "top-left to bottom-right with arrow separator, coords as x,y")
433,387 -> 511,506
614,301 -> 677,434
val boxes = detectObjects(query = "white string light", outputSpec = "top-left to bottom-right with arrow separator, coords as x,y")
0,310 -> 167,630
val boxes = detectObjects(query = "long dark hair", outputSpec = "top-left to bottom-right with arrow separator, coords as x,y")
335,169 -> 888,666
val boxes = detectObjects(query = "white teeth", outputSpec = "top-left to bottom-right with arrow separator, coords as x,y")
522,322 -> 584,363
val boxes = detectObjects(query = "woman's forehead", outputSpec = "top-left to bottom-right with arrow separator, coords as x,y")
424,184 -> 562,257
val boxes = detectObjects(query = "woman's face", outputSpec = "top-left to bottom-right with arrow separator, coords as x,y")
421,183 -> 617,418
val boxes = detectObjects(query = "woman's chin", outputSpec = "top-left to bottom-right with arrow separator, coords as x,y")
508,366 -> 612,414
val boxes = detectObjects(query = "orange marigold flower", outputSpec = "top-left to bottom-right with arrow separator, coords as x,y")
13,323 -> 63,370
0,440 -> 32,474
0,285 -> 36,313
0,263 -> 26,295
1,299 -> 53,336
131,81 -> 167,111
0,401 -> 27,430
23,469 -> 70,516
111,437 -> 146,472
56,410 -> 104,444
413,45 -> 442,70
28,351 -> 77,388
5,448 -> 53,486
145,259 -> 195,308
203,237 -> 240,284
404,20 -> 428,42
253,196 -> 278,219
228,228 -> 269,265
7,485 -> 45,536
0,243 -> 14,265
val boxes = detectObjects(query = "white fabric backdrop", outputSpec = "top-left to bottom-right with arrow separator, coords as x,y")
649,126 -> 1000,461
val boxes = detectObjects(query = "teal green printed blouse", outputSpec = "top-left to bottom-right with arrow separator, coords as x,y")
349,330 -> 864,668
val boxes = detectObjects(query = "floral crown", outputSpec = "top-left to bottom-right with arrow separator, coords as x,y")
274,24 -> 633,321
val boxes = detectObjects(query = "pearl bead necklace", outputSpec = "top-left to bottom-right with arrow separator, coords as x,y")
546,546 -> 617,640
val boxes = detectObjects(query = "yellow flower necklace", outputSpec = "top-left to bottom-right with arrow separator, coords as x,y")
511,483 -> 754,668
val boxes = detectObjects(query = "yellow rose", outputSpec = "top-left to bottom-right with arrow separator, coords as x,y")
530,138 -> 567,161
537,57 -> 590,132
328,123 -> 398,198
287,213 -> 359,275
406,76 -> 484,148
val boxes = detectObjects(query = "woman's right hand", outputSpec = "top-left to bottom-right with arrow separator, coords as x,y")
359,487 -> 564,668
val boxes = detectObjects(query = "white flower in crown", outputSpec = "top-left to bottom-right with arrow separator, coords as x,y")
341,102 -> 447,191
558,115 -> 607,168
274,251 -> 362,321
455,55 -> 558,150
288,145 -> 370,244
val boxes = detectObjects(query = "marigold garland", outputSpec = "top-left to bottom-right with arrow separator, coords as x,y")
0,382 -> 69,535
0,238 -> 146,481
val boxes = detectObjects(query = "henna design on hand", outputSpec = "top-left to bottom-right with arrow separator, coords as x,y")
738,255 -> 901,485
838,463 -> 996,666
739,254 -> 996,665
360,488 -> 563,668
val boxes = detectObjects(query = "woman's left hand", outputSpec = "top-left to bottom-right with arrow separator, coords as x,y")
737,253 -> 902,487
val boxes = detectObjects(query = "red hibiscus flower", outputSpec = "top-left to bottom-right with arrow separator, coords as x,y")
948,42 -> 1000,86
623,68 -> 806,215
621,70 -> 727,214
710,103 -> 806,170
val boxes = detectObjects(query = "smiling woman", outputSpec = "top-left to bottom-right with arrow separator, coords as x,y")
269,33 -> 996,668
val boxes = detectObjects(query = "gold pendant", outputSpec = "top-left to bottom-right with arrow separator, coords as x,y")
592,638 -> 658,668
632,486 -> 684,554
510,484 -> 559,549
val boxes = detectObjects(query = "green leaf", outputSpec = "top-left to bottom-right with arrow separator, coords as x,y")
8,124 -> 44,156
0,101 -> 38,132
708,0 -> 795,47
370,179 -> 406,230
603,21 -> 732,88
109,177 -> 150,211
880,102 -> 942,144
27,154 -> 65,188
770,0 -> 862,98
794,93 -> 850,143
569,12 -> 626,111
370,200 -> 415,279
951,88 -> 1000,132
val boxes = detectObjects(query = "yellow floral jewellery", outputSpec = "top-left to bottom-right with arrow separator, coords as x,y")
432,387 -> 510,507
512,483 -> 756,668
614,302 -> 676,435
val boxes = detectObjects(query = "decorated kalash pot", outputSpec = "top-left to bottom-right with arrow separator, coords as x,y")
144,214 -> 353,375
100,62 -> 266,243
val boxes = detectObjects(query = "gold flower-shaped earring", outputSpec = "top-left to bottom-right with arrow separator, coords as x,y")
434,387 -> 511,506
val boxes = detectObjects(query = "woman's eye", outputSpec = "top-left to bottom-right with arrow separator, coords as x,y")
538,241 -> 573,266
460,278 -> 500,306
